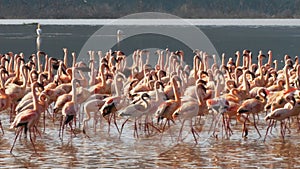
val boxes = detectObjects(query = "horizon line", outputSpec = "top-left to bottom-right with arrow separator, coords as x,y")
1,19 -> 300,26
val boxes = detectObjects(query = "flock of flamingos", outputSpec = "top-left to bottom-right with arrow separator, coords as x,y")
1,48 -> 300,154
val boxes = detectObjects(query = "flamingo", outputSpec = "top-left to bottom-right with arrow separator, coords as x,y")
264,95 -> 297,140
237,87 -> 268,137
118,93 -> 151,138
172,82 -> 207,144
10,82 -> 45,153
5,64 -> 28,121
36,23 -> 42,36
155,76 -> 181,130
60,78 -> 80,139
99,72 -> 128,133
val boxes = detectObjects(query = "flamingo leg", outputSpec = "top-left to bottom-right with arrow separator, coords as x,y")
177,119 -> 185,142
29,127 -> 37,153
10,127 -> 22,154
0,120 -> 4,135
280,121 -> 285,140
59,115 -> 63,138
43,110 -> 46,133
134,118 -> 139,138
191,127 -> 198,144
119,118 -> 129,138
264,120 -> 274,142
113,112 -> 120,134
252,113 -> 261,137
147,122 -> 162,133
242,115 -> 248,138
69,122 -> 76,137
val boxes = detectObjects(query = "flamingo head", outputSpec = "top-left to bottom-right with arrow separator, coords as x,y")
101,99 -> 116,117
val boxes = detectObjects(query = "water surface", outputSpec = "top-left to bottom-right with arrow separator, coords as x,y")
1,20 -> 300,168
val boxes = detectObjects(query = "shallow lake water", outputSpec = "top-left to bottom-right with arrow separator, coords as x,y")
1,110 -> 300,168
1,20 -> 300,168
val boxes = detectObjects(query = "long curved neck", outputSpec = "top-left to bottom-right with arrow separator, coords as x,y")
44,54 -> 49,72
32,83 -> 38,110
21,65 -> 27,88
268,51 -> 272,66
285,66 -> 290,91
8,55 -> 13,74
141,96 -> 149,109
63,48 -> 68,68
221,53 -> 225,66
15,58 -> 21,80
172,78 -> 180,102
155,82 -> 159,101
258,89 -> 267,103
164,50 -> 170,71
258,55 -> 263,69
100,64 -> 106,87
248,53 -> 252,70
89,60 -> 95,86
180,53 -> 184,66
71,79 -> 77,103
72,52 -> 76,68
114,74 -> 121,97
193,55 -> 199,80
196,83 -> 203,105
0,70 -> 5,89
243,71 -> 249,92
160,51 -> 164,71
236,52 -> 240,67
48,58 -> 53,81
235,69 -> 240,86
274,60 -> 278,71
37,52 -> 41,73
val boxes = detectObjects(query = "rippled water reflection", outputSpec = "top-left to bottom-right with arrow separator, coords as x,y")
1,111 -> 300,168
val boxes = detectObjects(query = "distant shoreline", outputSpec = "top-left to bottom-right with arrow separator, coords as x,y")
2,19 -> 300,26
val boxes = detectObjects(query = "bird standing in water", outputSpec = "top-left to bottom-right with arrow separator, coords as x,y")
36,23 -> 42,36
36,23 -> 42,51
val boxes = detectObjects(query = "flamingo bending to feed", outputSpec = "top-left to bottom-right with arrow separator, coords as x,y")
237,87 -> 268,137
264,95 -> 298,140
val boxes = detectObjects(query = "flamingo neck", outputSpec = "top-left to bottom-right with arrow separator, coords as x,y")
274,61 -> 278,71
285,66 -> 290,91
44,55 -> 49,72
64,49 -> 68,68
0,70 -> 5,89
221,53 -> 225,66
195,84 -> 203,105
72,52 -> 76,68
37,52 -> 41,73
243,71 -> 249,92
32,83 -> 38,110
48,58 -> 53,81
160,51 -> 164,71
90,60 -> 95,86
236,53 -> 240,67
71,79 -> 77,103
21,65 -> 27,88
164,51 -> 169,71
172,78 -> 180,102
8,55 -> 13,74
